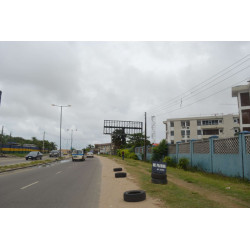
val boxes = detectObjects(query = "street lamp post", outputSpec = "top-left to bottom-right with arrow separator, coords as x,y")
51,104 -> 71,157
67,128 -> 77,152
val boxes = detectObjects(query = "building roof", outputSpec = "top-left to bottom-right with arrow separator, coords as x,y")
232,82 -> 250,97
163,113 -> 239,123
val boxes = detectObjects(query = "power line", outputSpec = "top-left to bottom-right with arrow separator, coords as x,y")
154,78 -> 247,116
148,54 -> 250,114
150,66 -> 250,115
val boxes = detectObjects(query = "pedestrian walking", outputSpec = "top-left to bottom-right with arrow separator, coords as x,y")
122,150 -> 124,160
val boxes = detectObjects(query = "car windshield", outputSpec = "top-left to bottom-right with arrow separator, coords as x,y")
72,150 -> 83,154
27,151 -> 38,156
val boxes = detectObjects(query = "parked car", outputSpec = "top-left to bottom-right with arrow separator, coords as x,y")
86,152 -> 94,158
49,150 -> 59,157
72,149 -> 85,161
25,151 -> 43,160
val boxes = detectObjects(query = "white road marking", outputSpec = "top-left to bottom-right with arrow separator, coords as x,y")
56,171 -> 62,174
20,181 -> 39,190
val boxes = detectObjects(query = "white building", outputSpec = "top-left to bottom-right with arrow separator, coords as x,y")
163,114 -> 240,144
232,81 -> 250,132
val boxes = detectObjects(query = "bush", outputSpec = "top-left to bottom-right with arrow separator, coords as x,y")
117,149 -> 138,160
117,149 -> 130,157
178,157 -> 189,170
128,153 -> 138,160
163,156 -> 177,167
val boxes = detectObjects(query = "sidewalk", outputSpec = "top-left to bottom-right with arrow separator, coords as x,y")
97,155 -> 161,208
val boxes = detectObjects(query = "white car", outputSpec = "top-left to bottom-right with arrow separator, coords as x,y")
86,152 -> 94,158
72,150 -> 85,161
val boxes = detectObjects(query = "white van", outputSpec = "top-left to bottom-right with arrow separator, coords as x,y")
72,149 -> 85,161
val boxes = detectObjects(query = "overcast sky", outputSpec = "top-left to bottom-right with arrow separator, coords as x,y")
0,41 -> 250,149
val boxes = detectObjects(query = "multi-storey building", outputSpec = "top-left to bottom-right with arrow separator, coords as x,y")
163,114 -> 240,144
232,81 -> 250,132
94,143 -> 114,154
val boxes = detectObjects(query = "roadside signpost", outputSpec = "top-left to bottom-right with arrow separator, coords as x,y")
151,161 -> 167,184
152,161 -> 167,174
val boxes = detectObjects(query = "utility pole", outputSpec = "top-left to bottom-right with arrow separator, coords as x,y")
0,126 -> 3,154
144,112 -> 147,161
43,131 -> 45,154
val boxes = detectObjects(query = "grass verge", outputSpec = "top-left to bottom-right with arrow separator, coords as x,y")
0,159 -> 58,173
102,155 -> 250,208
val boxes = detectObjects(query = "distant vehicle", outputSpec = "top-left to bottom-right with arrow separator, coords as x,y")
72,149 -> 85,161
86,152 -> 94,158
49,150 -> 59,157
25,151 -> 43,160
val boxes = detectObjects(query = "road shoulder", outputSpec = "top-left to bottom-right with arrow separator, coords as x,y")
97,155 -> 160,208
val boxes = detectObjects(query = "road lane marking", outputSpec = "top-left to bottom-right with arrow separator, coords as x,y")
20,181 -> 39,190
56,171 -> 62,174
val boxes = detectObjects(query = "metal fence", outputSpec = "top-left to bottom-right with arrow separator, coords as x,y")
135,133 -> 250,180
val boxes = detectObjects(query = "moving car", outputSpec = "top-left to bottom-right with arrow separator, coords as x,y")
86,152 -> 94,158
26,151 -> 43,160
49,150 -> 59,157
72,149 -> 85,161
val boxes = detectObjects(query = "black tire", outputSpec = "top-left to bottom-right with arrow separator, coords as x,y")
115,172 -> 127,178
124,190 -> 146,202
151,173 -> 167,180
113,167 -> 122,172
151,178 -> 167,184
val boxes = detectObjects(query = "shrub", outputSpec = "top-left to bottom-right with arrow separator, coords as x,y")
117,149 -> 130,158
163,156 -> 177,167
117,149 -> 138,160
128,152 -> 138,160
178,157 -> 189,170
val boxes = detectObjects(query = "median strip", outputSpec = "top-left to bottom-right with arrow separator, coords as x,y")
20,181 -> 39,190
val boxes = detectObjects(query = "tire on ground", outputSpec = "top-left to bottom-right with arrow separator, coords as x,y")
113,167 -> 122,172
151,177 -> 167,184
124,190 -> 146,202
151,173 -> 167,180
115,172 -> 127,178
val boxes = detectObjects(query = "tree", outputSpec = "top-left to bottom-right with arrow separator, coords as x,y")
151,139 -> 168,162
111,129 -> 127,149
126,133 -> 151,148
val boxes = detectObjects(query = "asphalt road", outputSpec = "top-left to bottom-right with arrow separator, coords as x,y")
0,157 -> 102,208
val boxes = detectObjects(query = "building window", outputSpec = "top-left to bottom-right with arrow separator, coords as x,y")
186,130 -> 190,136
170,122 -> 174,127
171,140 -> 174,144
234,118 -> 239,123
240,93 -> 250,106
203,129 -> 219,135
202,120 -> 219,125
170,131 -> 174,136
181,130 -> 185,136
242,109 -> 250,124
197,130 -> 202,135
243,127 -> 250,132
181,120 -> 190,127
197,120 -> 201,126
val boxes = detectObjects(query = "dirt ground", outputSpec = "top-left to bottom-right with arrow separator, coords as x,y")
97,156 -> 161,208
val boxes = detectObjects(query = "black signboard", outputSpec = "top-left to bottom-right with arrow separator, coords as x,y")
152,161 -> 167,174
